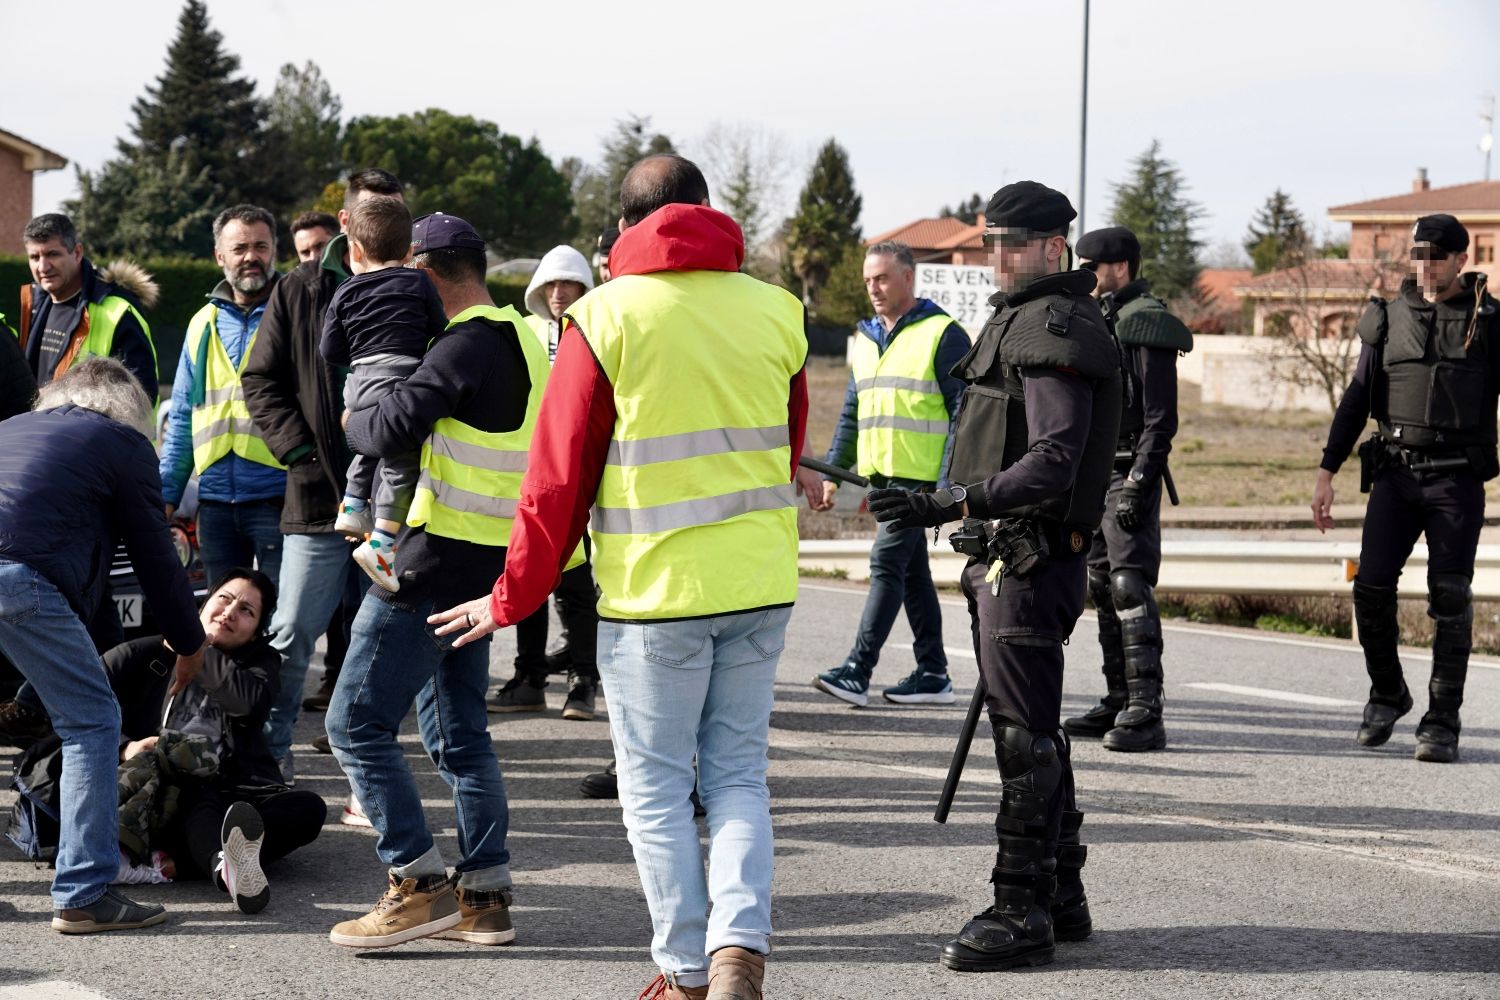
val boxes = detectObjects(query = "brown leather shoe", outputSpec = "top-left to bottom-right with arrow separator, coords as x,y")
637,974 -> 709,999
708,947 -> 764,1000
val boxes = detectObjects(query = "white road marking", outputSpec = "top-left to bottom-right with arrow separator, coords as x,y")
0,983 -> 120,1000
1181,682 -> 1362,707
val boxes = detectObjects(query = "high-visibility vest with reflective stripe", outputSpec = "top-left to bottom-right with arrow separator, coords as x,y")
407,304 -> 583,567
849,312 -> 952,481
524,313 -> 550,353
568,268 -> 806,621
186,303 -> 283,474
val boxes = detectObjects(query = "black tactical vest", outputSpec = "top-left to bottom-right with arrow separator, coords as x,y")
1364,276 -> 1498,453
1105,280 -> 1194,448
948,271 -> 1124,529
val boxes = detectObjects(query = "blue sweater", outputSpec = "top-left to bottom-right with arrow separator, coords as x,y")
158,281 -> 288,506
823,298 -> 969,488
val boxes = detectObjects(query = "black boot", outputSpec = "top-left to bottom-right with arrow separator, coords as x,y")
940,724 -> 1060,972
1415,575 -> 1470,763
1065,569 -> 1127,738
1050,809 -> 1092,942
1352,580 -> 1410,747
1103,571 -> 1166,753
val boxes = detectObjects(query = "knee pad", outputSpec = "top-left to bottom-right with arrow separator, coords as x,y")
1087,567 -> 1113,611
1427,574 -> 1472,621
991,721 -> 1063,835
1109,569 -> 1153,616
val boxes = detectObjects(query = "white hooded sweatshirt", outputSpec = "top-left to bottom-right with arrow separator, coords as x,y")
523,245 -> 595,361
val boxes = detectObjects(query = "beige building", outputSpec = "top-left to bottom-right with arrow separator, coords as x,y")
0,129 -> 67,255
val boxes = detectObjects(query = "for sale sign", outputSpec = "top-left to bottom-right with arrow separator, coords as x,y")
914,264 -> 994,338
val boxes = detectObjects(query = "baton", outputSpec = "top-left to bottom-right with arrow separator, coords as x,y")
1163,465 -> 1180,507
934,675 -> 987,824
798,455 -> 870,488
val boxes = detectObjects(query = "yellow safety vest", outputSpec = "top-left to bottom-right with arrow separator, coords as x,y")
407,303 -> 583,568
849,312 -> 952,481
185,303 -> 283,474
524,313 -> 551,355
568,269 -> 806,621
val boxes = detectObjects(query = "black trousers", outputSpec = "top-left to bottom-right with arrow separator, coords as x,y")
162,783 -> 327,880
1086,470 -> 1163,583
514,562 -> 600,682
1356,465 -> 1485,588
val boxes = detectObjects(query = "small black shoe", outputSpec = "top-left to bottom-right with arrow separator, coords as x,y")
561,677 -> 597,721
1356,686 -> 1413,748
544,630 -> 571,675
1102,718 -> 1166,753
311,733 -> 332,755
1414,718 -> 1460,763
0,698 -> 54,750
939,908 -> 1055,972
580,760 -> 618,799
487,675 -> 547,714
1051,898 -> 1092,942
1062,699 -> 1124,739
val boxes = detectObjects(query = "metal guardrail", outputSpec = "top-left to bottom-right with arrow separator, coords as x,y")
798,538 -> 1500,601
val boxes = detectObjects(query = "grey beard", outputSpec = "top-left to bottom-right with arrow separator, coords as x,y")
226,267 -> 268,294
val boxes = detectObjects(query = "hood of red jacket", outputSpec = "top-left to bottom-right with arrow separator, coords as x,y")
609,204 -> 745,277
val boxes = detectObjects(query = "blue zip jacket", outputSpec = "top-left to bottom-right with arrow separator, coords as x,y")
823,298 -> 969,489
159,278 -> 287,507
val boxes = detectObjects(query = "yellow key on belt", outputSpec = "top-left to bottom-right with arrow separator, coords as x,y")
986,560 -> 1005,595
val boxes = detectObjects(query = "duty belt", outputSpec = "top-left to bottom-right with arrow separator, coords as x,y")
1388,443 -> 1471,473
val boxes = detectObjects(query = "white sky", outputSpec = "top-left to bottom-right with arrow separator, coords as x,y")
5,0 -> 1498,255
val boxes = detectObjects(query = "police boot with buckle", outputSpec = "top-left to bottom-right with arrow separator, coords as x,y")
1065,569 -> 1127,738
1415,575 -> 1470,763
940,723 -> 1059,972
1102,570 -> 1166,753
1352,580 -> 1410,747
1050,809 -> 1092,942
707,946 -> 765,999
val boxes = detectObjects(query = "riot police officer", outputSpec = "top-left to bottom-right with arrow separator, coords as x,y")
1312,213 -> 1497,764
866,181 -> 1121,971
1064,226 -> 1193,752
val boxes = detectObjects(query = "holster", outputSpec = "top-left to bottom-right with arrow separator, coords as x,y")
949,517 -> 1051,579
1357,436 -> 1388,494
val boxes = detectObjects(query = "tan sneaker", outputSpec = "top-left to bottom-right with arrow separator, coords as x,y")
431,885 -> 516,945
636,975 -> 708,1000
328,873 -> 458,949
707,947 -> 765,1000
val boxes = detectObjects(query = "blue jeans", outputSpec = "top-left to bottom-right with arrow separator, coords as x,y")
195,498 -> 285,591
847,517 -> 947,675
0,559 -> 122,908
325,593 -> 511,887
264,531 -> 365,762
599,607 -> 791,987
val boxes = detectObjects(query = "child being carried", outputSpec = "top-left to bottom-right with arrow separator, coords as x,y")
320,195 -> 447,591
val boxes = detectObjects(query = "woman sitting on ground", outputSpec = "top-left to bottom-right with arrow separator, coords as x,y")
109,567 -> 326,913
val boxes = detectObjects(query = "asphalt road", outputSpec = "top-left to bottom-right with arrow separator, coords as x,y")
3,580 -> 1498,1000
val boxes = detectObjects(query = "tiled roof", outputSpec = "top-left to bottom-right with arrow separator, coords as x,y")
866,216 -> 985,251
1234,259 -> 1407,297
1329,180 -> 1500,217
0,128 -> 66,171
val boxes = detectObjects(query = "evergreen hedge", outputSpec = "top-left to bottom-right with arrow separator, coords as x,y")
0,255 -> 531,384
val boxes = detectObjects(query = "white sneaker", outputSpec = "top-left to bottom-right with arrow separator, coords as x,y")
341,793 -> 372,828
334,504 -> 374,539
353,538 -> 400,592
219,801 -> 269,914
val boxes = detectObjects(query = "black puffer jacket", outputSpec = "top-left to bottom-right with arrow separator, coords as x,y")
0,322 -> 36,420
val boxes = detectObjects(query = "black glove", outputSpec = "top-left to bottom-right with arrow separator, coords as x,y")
1115,481 -> 1146,533
867,487 -> 961,531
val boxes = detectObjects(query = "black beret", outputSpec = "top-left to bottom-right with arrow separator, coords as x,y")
1076,226 -> 1141,263
1412,214 -> 1469,254
985,181 -> 1077,233
597,226 -> 621,257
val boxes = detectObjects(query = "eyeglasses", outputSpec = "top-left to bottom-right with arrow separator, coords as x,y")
1410,246 -> 1450,261
981,231 -> 1037,250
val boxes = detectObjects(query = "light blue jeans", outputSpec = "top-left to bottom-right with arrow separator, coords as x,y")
599,606 -> 791,988
264,531 -> 364,761
0,559 -> 123,908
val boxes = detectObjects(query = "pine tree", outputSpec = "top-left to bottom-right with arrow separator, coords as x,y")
785,139 -> 863,311
939,193 -> 984,224
269,61 -> 344,212
1108,140 -> 1204,300
572,115 -> 677,244
1244,188 -> 1310,275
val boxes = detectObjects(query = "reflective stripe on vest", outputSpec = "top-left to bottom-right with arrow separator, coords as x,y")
407,303 -> 584,568
568,268 -> 806,621
850,312 -> 952,480
79,297 -> 160,403
186,304 -> 284,474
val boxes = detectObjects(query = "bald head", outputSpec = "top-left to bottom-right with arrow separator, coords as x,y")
619,154 -> 711,228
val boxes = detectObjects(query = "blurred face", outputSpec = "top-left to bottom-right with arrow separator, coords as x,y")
294,225 -> 335,264
215,219 -> 275,296
338,189 -> 405,232
987,229 -> 1065,294
200,579 -> 265,650
863,252 -> 916,321
1412,242 -> 1466,301
26,236 -> 84,302
545,280 -> 588,320
598,259 -> 612,282
1084,259 -> 1131,296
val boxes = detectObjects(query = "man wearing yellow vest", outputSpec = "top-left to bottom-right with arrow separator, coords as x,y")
324,213 -> 527,950
159,205 -> 286,587
432,155 -> 822,999
811,240 -> 969,707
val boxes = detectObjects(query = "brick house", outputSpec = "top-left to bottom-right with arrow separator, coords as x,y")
0,129 -> 67,255
864,215 -> 987,265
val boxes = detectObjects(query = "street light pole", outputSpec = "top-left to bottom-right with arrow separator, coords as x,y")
1078,0 -> 1090,238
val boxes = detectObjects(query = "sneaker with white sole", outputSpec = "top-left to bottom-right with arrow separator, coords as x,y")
813,662 -> 871,707
431,885 -> 516,945
329,872 -> 459,949
335,504 -> 374,539
353,537 -> 400,592
882,669 -> 957,704
341,792 -> 372,828
218,801 -> 269,914
52,888 -> 167,934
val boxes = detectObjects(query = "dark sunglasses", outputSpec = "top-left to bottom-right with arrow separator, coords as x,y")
981,230 -> 1037,250
1410,246 -> 1450,262
1079,261 -> 1100,272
